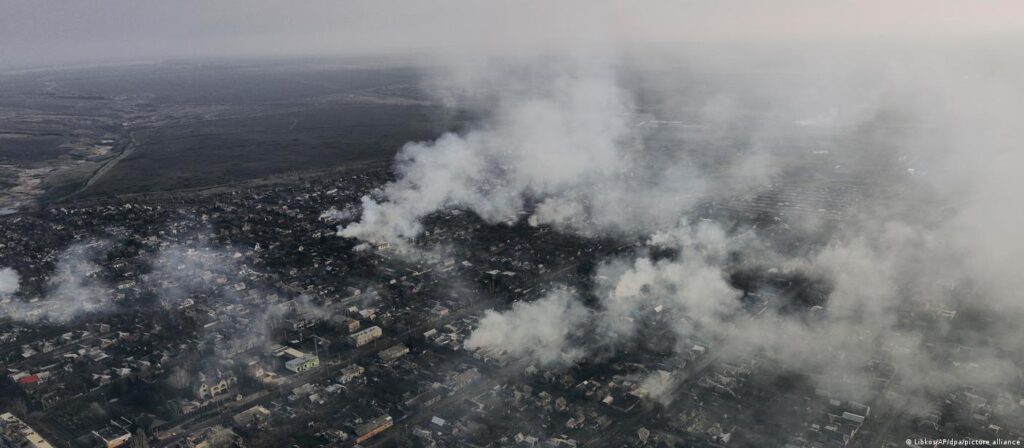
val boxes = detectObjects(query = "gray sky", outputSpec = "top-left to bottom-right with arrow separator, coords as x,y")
2,0 -> 1023,69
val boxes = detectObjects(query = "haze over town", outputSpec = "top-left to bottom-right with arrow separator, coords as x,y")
1,2 -> 1022,448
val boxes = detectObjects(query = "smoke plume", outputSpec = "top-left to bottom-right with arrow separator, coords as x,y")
332,25 -> 1024,426
0,267 -> 18,296
465,287 -> 591,367
2,241 -> 113,323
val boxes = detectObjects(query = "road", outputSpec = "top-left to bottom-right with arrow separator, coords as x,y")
58,132 -> 137,201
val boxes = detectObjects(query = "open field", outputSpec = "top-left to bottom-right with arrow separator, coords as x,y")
0,58 -> 469,207
79,102 -> 460,198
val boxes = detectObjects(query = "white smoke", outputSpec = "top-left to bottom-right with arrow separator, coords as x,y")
636,370 -> 678,405
597,248 -> 742,344
465,288 -> 592,367
466,221 -> 750,365
145,242 -> 243,305
336,42 -> 1024,419
340,69 -> 641,247
718,219 -> 1022,405
337,59 -> 756,248
319,205 -> 358,224
0,267 -> 18,296
2,242 -> 113,323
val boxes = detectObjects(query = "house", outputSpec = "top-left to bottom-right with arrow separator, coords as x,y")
350,326 -> 382,347
285,354 -> 320,373
195,371 -> 237,400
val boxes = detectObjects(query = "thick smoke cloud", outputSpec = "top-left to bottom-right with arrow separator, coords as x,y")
592,221 -> 750,346
337,40 -> 1024,418
339,67 -> 657,247
717,218 -> 1022,408
4,0 -> 1019,433
465,287 -> 591,367
339,57 -> 786,248
465,221 -> 754,366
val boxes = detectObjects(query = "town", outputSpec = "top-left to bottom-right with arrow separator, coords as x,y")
2,161 -> 1020,448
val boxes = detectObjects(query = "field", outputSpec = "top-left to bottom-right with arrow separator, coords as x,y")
80,102 -> 462,197
0,58 -> 469,206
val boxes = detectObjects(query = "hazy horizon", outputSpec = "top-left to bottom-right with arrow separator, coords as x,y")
3,0 -> 1024,70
